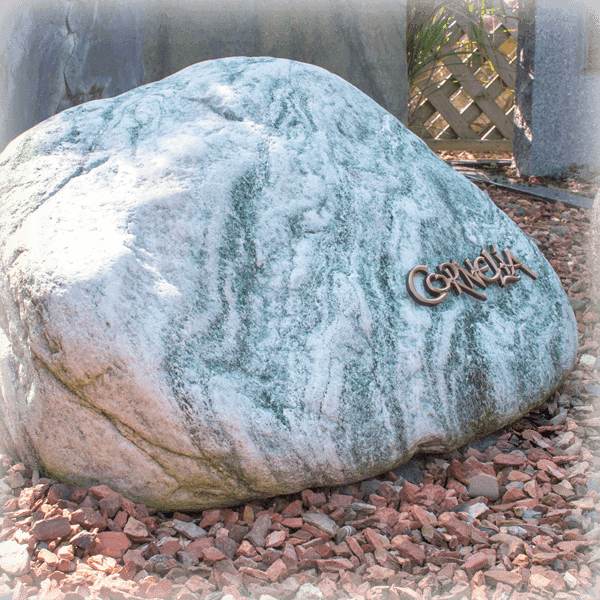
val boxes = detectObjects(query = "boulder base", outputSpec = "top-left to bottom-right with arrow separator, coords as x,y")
0,57 -> 576,509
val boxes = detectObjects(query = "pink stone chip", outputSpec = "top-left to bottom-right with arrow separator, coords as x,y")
70,507 -> 108,530
392,537 -> 426,565
185,575 -> 211,594
463,552 -> 489,576
89,485 -> 120,500
123,516 -> 149,539
266,558 -> 287,581
32,517 -> 72,541
122,549 -> 146,569
492,452 -> 526,467
86,554 -> 118,573
145,578 -> 173,598
282,500 -> 303,517
438,513 -> 471,546
92,532 -> 132,559
199,509 -> 221,529
201,546 -> 226,564
265,530 -> 287,548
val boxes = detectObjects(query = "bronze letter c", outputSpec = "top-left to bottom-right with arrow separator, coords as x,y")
406,266 -> 448,306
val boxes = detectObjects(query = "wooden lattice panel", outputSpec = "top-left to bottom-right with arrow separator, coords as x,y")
409,20 -> 517,152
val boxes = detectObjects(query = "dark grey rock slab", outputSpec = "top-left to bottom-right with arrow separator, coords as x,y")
391,459 -> 424,485
142,0 -> 407,124
453,166 -> 595,210
301,513 -> 339,536
0,0 -> 146,154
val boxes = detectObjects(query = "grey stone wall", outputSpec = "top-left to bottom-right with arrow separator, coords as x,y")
0,0 -> 407,154
0,0 -> 146,154
142,0 -> 408,126
514,0 -> 600,178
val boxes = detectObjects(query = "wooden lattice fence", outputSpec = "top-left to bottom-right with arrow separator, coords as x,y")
408,15 -> 518,153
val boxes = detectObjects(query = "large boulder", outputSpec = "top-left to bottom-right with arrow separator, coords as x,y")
0,57 -> 577,510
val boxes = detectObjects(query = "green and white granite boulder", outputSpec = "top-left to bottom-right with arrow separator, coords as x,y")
0,57 -> 577,509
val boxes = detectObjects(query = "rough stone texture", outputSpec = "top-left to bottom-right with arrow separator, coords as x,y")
301,514 -> 338,536
295,583 -> 324,600
513,0 -> 600,178
0,479 -> 11,504
590,190 -> 600,308
467,474 -> 498,503
0,190 -> 597,600
172,520 -> 207,541
0,0 -> 146,153
0,56 -> 577,510
246,514 -> 272,549
0,541 -> 30,576
143,0 -> 407,125
31,517 -> 72,542
91,532 -> 132,559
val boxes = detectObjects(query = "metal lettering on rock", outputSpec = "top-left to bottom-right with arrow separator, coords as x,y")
406,246 -> 538,307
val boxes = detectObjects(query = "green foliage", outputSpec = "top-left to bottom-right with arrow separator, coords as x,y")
406,0 -> 514,125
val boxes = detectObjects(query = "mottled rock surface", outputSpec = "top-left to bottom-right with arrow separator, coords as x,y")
0,57 -> 577,509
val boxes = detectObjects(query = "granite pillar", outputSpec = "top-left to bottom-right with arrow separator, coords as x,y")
513,0 -> 600,178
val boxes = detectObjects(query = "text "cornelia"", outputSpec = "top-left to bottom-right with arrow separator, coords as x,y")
406,245 -> 538,307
